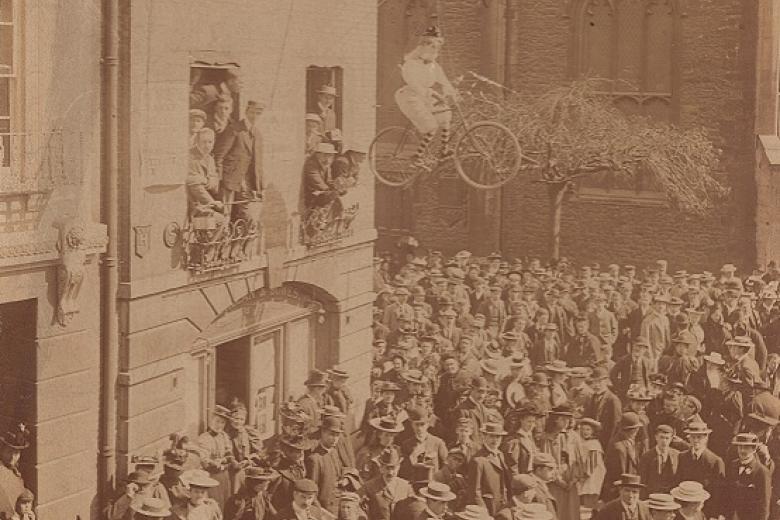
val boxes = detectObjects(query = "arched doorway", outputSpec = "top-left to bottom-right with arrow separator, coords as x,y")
182,284 -> 336,441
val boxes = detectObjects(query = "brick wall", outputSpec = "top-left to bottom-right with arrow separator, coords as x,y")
395,0 -> 760,272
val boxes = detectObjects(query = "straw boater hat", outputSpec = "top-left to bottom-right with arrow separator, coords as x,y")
671,481 -> 711,503
579,417 -> 602,431
369,416 -> 404,433
613,473 -> 645,488
480,422 -> 508,436
732,432 -> 760,446
545,360 -> 570,375
726,336 -> 753,350
419,481 -> 457,502
130,497 -> 172,518
182,469 -> 219,488
327,367 -> 349,379
647,493 -> 681,511
703,352 -> 726,365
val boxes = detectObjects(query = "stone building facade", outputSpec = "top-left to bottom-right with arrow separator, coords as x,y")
0,1 -> 377,519
376,0 -> 780,271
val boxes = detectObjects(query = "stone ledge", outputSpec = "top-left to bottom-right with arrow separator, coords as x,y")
758,134 -> 780,171
0,222 -> 107,269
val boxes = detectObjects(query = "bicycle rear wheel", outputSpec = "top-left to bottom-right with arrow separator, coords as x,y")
454,121 -> 522,190
369,126 -> 421,188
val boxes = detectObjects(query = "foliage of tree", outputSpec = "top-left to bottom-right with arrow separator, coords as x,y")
455,73 -> 729,259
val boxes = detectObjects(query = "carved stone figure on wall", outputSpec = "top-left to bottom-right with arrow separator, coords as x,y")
56,223 -> 87,326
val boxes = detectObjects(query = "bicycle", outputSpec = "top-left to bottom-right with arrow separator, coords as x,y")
369,98 -> 524,190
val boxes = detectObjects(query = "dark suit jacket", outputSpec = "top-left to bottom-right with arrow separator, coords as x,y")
637,448 -> 680,497
593,499 -> 651,520
398,433 -> 448,481
610,354 -> 652,398
466,447 -> 512,516
676,448 -> 724,517
214,119 -> 264,192
364,475 -> 414,520
565,332 -> 602,368
584,390 -> 622,447
723,457 -> 771,520
305,444 -> 342,514
303,154 -> 335,208
603,438 -> 638,500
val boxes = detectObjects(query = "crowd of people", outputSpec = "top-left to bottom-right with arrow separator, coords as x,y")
90,242 -> 780,520
366,243 -> 780,520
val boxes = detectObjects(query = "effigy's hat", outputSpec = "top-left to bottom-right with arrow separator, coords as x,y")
421,25 -> 443,39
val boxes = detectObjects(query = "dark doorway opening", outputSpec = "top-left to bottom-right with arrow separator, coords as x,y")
214,337 -> 250,410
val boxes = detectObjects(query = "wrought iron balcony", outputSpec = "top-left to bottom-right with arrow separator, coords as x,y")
181,204 -> 261,274
300,197 -> 359,248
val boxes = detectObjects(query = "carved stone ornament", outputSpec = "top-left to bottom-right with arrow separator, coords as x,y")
163,222 -> 181,248
134,225 -> 151,258
56,221 -> 87,326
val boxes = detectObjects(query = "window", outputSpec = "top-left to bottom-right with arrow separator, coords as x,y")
305,66 -> 343,138
185,63 -> 262,273
301,66 -> 359,247
576,0 -> 677,122
0,0 -> 16,170
574,0 -> 675,202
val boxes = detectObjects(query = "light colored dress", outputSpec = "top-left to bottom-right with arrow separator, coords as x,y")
394,56 -> 454,134
578,438 -> 606,497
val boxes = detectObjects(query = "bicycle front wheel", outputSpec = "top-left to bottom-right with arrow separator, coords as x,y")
454,121 -> 522,190
368,126 -> 421,188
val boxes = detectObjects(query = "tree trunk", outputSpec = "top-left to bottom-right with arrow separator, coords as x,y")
548,183 -> 567,261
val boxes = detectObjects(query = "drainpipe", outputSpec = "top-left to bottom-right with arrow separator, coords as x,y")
498,0 -> 513,254
100,0 -> 120,510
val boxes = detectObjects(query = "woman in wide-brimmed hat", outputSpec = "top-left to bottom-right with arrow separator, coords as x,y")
170,469 -> 221,520
355,416 -> 404,482
223,465 -> 278,520
195,405 -> 233,510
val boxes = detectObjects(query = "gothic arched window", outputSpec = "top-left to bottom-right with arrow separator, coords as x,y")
575,0 -> 679,122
